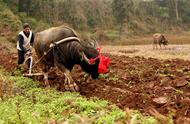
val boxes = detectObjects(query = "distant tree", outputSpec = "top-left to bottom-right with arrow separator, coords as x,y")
179,0 -> 190,23
2,0 -> 18,12
18,0 -> 31,14
82,0 -> 113,29
112,0 -> 133,36
174,0 -> 179,20
3,0 -> 190,34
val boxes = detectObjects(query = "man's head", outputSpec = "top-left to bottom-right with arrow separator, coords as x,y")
23,23 -> 30,34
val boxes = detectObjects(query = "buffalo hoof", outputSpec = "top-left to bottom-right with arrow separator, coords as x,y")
65,83 -> 79,92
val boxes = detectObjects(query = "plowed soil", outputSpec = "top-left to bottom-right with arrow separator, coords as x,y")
0,44 -> 190,123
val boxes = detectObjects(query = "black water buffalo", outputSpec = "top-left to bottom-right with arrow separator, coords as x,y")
153,33 -> 168,49
34,25 -> 100,91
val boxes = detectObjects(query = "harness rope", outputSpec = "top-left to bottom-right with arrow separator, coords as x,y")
32,47 -> 53,68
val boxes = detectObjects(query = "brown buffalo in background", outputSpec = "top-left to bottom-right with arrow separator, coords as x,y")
153,33 -> 168,49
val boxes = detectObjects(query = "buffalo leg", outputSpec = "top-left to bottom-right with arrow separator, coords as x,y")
153,41 -> 155,49
164,45 -> 167,50
152,43 -> 155,49
54,61 -> 79,92
42,63 -> 51,87
64,70 -> 79,92
159,43 -> 162,49
154,43 -> 158,50
43,72 -> 49,87
153,40 -> 157,50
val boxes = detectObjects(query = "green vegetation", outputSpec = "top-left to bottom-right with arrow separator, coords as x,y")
0,0 -> 21,29
13,0 -> 190,32
0,0 -> 21,42
1,0 -> 190,44
2,0 -> 190,34
127,111 -> 157,124
0,69 -> 164,124
0,0 -> 50,43
104,30 -> 120,41
0,74 -> 126,123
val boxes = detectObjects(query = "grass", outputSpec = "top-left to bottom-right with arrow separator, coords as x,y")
127,111 -> 157,124
99,73 -> 119,82
104,30 -> 120,41
0,1 -> 21,29
0,0 -> 50,43
0,69 -> 174,124
0,71 -> 126,124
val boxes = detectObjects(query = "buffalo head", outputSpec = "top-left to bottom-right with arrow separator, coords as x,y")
161,35 -> 168,45
79,41 -> 100,79
163,40 -> 168,45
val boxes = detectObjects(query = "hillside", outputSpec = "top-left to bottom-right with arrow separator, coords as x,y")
0,0 -> 21,42
1,0 -> 190,44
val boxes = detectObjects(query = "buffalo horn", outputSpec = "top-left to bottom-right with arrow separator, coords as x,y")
81,52 -> 95,65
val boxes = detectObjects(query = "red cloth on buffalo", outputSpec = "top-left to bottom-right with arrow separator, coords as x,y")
90,47 -> 110,74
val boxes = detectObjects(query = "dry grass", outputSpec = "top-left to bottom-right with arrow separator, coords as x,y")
0,36 -> 17,53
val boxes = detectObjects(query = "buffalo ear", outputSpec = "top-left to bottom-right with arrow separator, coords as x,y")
91,38 -> 100,48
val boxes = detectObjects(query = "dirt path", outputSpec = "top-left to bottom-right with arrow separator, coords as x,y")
0,44 -> 190,123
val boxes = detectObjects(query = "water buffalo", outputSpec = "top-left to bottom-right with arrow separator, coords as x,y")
153,33 -> 168,49
34,25 -> 101,91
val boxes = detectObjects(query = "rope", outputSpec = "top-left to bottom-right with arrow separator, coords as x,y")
32,47 -> 53,68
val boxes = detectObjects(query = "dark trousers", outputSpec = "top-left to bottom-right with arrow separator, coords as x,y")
18,50 -> 25,65
18,50 -> 32,69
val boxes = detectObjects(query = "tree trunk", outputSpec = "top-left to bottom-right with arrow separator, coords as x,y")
119,22 -> 123,39
18,0 -> 24,12
174,0 -> 179,20
18,0 -> 30,14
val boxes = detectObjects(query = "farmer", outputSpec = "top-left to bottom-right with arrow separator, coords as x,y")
17,23 -> 34,71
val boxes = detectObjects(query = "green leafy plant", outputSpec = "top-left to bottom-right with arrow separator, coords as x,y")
0,73 -> 126,124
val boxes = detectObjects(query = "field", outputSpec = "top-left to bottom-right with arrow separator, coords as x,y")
0,43 -> 190,124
